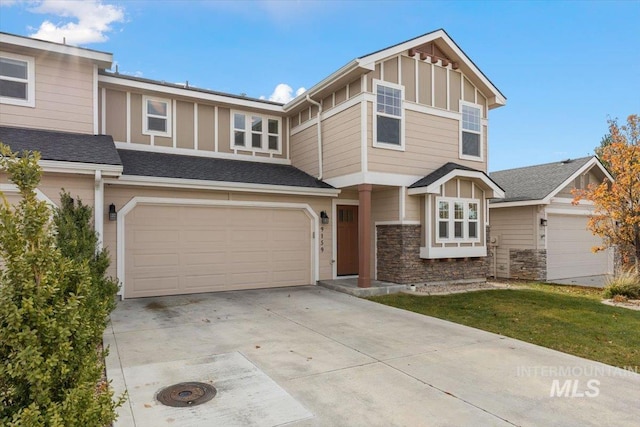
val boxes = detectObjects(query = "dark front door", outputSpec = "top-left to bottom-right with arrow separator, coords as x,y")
337,205 -> 359,276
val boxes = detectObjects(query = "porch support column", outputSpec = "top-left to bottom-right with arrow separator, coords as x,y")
358,184 -> 372,288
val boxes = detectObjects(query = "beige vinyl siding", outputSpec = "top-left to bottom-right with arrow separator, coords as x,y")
154,135 -> 172,147
366,64 -> 382,92
289,124 -> 319,178
383,57 -> 399,84
449,72 -> 462,112
489,206 -> 537,278
401,56 -> 416,102
334,87 -> 347,106
322,94 -> 333,110
348,78 -> 361,98
405,191 -> 421,221
417,61 -> 432,106
217,107 -> 231,153
556,169 -> 603,198
372,187 -> 400,277
197,104 -> 215,151
433,66 -> 447,109
104,89 -> 126,142
176,101 -> 194,149
322,104 -> 361,179
463,78 -> 475,103
1,172 -> 93,209
368,107 -> 488,175
103,186 -> 332,282
0,51 -> 94,133
129,93 -> 150,145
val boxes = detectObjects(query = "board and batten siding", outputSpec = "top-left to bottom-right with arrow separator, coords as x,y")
489,206 -> 537,278
99,87 -> 288,159
321,104 -> 361,179
0,49 -> 95,133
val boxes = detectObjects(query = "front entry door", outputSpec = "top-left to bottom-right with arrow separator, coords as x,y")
337,205 -> 359,276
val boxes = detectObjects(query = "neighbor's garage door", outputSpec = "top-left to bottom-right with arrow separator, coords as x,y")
547,214 -> 610,281
124,203 -> 312,298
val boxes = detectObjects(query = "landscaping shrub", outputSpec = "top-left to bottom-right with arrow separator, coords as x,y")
603,270 -> 640,299
0,144 -> 123,426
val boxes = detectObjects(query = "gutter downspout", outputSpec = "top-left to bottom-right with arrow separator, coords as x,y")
306,94 -> 323,180
94,169 -> 104,251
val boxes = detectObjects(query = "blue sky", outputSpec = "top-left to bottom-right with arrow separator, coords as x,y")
1,0 -> 638,171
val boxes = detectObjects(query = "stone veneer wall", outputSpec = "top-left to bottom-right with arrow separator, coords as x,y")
376,224 -> 489,284
508,249 -> 547,281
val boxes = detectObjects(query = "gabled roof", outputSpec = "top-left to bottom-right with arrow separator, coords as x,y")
0,126 -> 121,166
285,28 -> 506,112
117,149 -> 335,191
489,156 -> 613,206
408,162 -> 504,198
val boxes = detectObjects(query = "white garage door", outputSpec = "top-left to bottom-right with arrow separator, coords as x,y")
547,214 -> 610,281
124,203 -> 312,298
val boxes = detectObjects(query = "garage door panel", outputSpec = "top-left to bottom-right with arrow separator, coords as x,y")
125,203 -> 312,298
547,214 -> 609,280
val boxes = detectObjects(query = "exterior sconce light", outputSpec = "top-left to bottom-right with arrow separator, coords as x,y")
540,218 -> 548,227
320,210 -> 329,225
109,203 -> 117,221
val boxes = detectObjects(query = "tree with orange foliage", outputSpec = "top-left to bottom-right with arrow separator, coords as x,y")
573,114 -> 639,270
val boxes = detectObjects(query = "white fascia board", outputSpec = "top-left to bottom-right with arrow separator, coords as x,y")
105,175 -> 340,197
357,30 -> 505,107
283,60 -> 367,112
324,172 -> 424,188
407,169 -> 505,198
115,142 -> 291,165
543,157 -> 614,203
489,200 -> 547,209
99,75 -> 283,113
39,160 -> 122,176
0,33 -> 112,67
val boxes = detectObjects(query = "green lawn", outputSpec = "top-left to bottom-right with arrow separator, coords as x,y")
369,284 -> 640,369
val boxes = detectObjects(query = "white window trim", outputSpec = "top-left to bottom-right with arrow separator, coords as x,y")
459,100 -> 483,162
435,196 -> 481,244
372,79 -> 405,151
142,95 -> 172,137
0,51 -> 35,107
230,110 -> 283,155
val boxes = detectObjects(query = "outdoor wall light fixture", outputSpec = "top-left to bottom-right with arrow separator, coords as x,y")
540,218 -> 548,227
109,203 -> 117,221
320,211 -> 329,224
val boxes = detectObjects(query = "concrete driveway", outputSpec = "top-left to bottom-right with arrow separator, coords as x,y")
104,286 -> 639,426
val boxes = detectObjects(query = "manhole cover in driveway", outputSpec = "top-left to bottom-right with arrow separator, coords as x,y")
156,382 -> 217,407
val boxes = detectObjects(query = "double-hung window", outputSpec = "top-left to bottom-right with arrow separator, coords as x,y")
374,80 -> 404,149
436,197 -> 480,243
460,101 -> 482,160
143,96 -> 171,137
0,53 -> 35,107
233,112 -> 280,153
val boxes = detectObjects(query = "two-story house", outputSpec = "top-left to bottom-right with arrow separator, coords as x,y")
0,29 -> 505,299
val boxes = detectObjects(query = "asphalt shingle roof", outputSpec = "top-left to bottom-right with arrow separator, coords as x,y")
489,157 -> 593,203
0,126 -> 121,166
117,149 -> 334,189
409,162 -> 500,190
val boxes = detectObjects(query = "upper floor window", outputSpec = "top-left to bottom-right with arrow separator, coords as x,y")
232,111 -> 281,153
0,53 -> 35,107
460,101 -> 482,161
374,80 -> 404,150
143,96 -> 171,137
437,197 -> 480,243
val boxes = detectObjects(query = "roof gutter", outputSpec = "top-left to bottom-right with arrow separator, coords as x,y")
306,94 -> 323,180
284,59 -> 366,112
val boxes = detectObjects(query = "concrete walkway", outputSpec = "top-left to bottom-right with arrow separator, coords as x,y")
104,286 -> 639,426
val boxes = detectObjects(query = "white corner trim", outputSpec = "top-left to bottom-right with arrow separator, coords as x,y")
93,64 -> 99,134
94,170 -> 104,250
0,183 -> 56,206
105,174 -> 339,197
116,197 -> 320,298
114,142 -> 291,164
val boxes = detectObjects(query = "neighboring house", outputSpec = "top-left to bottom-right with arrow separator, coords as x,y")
489,157 -> 614,281
0,29 -> 506,299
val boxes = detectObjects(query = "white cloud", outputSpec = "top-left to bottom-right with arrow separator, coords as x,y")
266,83 -> 306,103
27,0 -> 124,45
